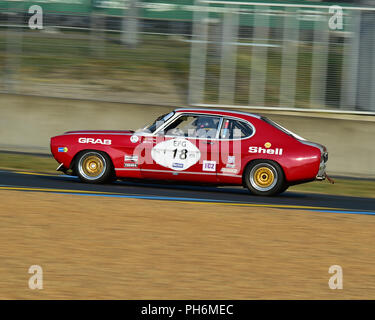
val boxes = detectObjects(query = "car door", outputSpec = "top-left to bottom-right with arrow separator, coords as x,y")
217,118 -> 255,183
140,113 -> 221,183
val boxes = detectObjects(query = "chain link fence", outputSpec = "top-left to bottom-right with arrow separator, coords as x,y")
189,0 -> 375,113
0,2 -> 192,105
1,0 -> 375,113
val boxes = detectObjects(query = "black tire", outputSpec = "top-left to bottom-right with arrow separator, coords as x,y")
244,160 -> 285,196
75,150 -> 114,184
278,184 -> 289,194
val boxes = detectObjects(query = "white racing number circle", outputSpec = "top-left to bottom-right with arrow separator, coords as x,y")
151,138 -> 201,171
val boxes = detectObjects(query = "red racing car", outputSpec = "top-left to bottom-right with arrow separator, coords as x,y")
50,108 -> 329,196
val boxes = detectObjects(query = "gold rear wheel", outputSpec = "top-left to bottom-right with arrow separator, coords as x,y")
246,161 -> 284,195
253,167 -> 275,189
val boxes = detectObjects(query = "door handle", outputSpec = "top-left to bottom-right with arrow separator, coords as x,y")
202,141 -> 216,145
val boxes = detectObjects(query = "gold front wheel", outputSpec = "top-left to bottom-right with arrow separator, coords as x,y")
81,155 -> 105,178
77,151 -> 111,183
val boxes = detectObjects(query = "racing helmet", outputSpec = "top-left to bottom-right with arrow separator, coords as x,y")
195,117 -> 217,130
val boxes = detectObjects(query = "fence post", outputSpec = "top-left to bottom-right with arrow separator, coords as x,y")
249,6 -> 270,107
371,19 -> 375,112
188,0 -> 209,105
91,13 -> 106,57
340,10 -> 361,110
4,10 -> 23,93
356,11 -> 375,111
218,5 -> 239,105
279,7 -> 299,108
122,0 -> 139,48
310,10 -> 329,109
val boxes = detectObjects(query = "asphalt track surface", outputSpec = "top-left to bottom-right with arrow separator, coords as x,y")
0,170 -> 374,215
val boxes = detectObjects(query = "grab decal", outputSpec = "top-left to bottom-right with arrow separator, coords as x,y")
151,138 -> 201,171
78,138 -> 112,145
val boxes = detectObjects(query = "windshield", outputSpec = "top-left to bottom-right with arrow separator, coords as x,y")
261,116 -> 306,141
138,111 -> 175,133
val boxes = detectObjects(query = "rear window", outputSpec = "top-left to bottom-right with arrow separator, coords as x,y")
220,119 -> 254,139
261,116 -> 305,141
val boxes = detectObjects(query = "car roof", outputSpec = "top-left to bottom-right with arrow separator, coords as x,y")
174,108 -> 262,121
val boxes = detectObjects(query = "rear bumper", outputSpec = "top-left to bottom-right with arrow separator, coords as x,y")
316,171 -> 326,180
316,151 -> 328,180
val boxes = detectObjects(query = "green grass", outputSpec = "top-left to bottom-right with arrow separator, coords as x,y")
289,179 -> 375,199
0,153 -> 58,173
0,31 -> 191,97
0,152 -> 373,199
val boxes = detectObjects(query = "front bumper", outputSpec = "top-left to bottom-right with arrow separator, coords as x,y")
56,163 -> 68,174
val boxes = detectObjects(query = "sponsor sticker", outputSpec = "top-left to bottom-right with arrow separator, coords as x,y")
78,138 -> 111,145
203,160 -> 216,172
221,168 -> 239,174
248,146 -> 283,155
130,135 -> 139,143
226,155 -> 236,168
172,163 -> 184,169
264,142 -> 272,148
58,147 -> 68,153
125,155 -> 138,162
124,163 -> 138,168
228,156 -> 235,164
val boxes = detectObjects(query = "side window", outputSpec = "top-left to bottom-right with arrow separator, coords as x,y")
144,112 -> 175,133
220,119 -> 253,139
162,115 -> 221,139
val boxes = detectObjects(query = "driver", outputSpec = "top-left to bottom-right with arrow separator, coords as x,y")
193,117 -> 218,138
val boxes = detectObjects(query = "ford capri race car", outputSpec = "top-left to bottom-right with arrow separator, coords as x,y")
50,108 -> 329,196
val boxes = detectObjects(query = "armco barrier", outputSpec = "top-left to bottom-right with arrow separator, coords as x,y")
1,93 -> 374,178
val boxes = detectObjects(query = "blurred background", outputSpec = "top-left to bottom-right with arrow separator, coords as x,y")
0,0 -> 374,176
1,1 -> 375,300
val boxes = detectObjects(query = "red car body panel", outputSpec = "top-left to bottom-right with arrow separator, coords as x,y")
50,108 -> 327,186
